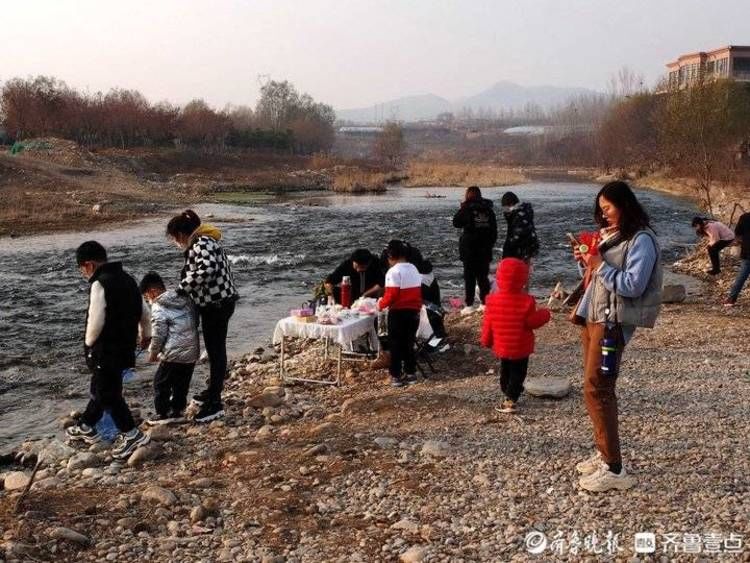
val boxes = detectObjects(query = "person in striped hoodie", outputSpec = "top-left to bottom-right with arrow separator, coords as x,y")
378,240 -> 423,387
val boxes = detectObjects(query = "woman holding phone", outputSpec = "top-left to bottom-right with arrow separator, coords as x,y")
571,181 -> 663,493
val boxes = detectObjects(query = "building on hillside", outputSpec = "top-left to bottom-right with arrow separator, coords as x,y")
666,45 -> 750,89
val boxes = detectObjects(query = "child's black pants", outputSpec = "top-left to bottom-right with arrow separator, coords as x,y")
154,361 -> 195,416
500,357 -> 529,401
388,309 -> 420,378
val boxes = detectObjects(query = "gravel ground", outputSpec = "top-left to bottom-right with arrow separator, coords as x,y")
1,276 -> 748,562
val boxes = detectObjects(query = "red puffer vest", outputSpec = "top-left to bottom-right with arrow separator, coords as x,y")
480,258 -> 551,360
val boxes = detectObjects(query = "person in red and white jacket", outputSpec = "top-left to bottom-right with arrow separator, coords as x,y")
378,240 -> 423,387
480,257 -> 551,413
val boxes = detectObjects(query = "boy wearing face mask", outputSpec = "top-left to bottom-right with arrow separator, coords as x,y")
67,241 -> 151,459
140,272 -> 199,425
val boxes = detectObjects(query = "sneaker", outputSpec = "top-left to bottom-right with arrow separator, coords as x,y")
575,451 -> 602,476
66,423 -> 102,445
146,413 -> 177,426
579,464 -> 636,492
461,305 -> 478,316
404,373 -> 418,385
111,429 -> 150,460
495,399 -> 516,414
390,376 -> 406,388
477,304 -> 486,312
192,389 -> 211,406
723,299 -> 736,308
194,402 -> 225,423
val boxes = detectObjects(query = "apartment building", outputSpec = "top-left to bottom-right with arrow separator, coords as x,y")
666,45 -> 750,89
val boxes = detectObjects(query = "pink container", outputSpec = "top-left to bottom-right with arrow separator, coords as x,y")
448,297 -> 464,310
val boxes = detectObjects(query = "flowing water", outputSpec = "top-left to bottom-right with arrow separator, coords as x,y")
0,182 -> 698,451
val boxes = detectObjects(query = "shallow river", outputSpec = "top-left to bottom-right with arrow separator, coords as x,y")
0,182 -> 697,451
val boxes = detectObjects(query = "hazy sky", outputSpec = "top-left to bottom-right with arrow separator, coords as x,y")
4,0 -> 750,109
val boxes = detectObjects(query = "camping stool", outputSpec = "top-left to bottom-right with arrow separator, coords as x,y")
414,338 -> 437,377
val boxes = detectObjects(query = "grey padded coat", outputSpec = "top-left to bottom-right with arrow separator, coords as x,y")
148,290 -> 200,363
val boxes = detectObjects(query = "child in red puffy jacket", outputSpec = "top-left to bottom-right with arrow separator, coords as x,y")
480,257 -> 551,413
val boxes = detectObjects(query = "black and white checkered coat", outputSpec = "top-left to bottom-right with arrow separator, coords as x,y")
179,235 -> 238,308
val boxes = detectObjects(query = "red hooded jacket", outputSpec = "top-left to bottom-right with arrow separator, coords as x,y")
480,258 -> 551,360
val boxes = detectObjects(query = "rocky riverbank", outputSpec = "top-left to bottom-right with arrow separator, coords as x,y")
1,274 -> 749,562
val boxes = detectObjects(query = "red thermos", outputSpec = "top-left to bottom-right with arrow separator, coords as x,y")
340,276 -> 352,308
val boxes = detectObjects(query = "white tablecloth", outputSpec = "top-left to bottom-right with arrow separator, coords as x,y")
273,315 -> 379,352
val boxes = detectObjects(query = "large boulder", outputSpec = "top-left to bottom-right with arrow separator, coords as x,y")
524,377 -> 571,399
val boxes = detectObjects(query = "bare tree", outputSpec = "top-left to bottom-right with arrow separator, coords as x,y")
656,79 -> 750,213
607,66 -> 646,99
373,122 -> 406,167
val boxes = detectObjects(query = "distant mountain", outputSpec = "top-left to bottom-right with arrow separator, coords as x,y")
336,94 -> 452,123
456,81 -> 595,113
335,81 -> 597,123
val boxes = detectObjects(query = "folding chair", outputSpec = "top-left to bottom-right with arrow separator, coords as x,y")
414,336 -> 438,377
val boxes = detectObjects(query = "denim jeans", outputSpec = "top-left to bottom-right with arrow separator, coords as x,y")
729,259 -> 750,302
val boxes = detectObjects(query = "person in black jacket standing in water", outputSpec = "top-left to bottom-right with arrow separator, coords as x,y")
453,186 -> 497,314
500,191 -> 539,262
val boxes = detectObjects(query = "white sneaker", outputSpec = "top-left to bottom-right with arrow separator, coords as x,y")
477,304 -> 486,312
461,305 -> 478,316
579,464 -> 635,492
575,451 -> 602,476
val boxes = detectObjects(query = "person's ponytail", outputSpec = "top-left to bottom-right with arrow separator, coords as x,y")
166,209 -> 201,238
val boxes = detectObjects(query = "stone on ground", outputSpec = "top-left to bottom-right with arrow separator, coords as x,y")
400,546 -> 427,563
662,284 -> 687,303
524,376 -> 572,398
3,471 -> 30,491
67,452 -> 98,471
142,485 -> 177,507
420,440 -> 452,458
49,527 -> 90,545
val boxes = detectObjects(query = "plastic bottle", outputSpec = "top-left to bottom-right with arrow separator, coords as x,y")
122,367 -> 136,383
95,411 -> 119,442
340,276 -> 352,308
600,336 -> 619,376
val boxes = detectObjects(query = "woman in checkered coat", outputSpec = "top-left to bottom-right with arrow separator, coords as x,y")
167,210 -> 239,422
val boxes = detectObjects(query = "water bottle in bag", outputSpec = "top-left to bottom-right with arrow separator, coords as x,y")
600,335 -> 619,376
